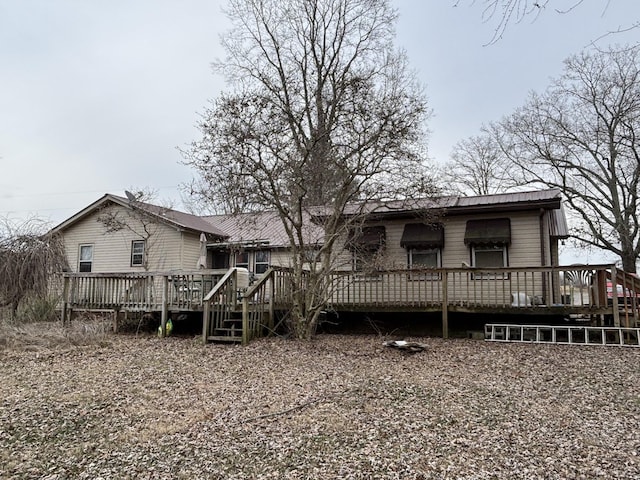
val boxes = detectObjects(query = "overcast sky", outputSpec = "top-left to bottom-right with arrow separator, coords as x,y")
1,0 -> 638,257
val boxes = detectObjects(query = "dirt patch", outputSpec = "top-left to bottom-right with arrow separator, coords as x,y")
1,332 -> 639,479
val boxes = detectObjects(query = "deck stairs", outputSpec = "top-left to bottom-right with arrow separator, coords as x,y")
207,307 -> 244,343
485,323 -> 640,347
202,267 -> 277,345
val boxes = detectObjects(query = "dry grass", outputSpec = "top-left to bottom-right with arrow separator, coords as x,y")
0,318 -> 112,351
1,331 -> 639,479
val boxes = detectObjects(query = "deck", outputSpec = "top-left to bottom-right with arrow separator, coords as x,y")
59,264 -> 640,343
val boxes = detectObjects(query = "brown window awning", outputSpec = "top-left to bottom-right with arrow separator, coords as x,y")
400,223 -> 444,249
464,218 -> 511,245
348,225 -> 386,251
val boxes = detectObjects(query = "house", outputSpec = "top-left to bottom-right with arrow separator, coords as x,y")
51,194 -> 227,273
53,189 -> 568,276
52,188 -> 640,341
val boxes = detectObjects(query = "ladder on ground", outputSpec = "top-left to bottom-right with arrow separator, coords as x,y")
485,324 -> 640,347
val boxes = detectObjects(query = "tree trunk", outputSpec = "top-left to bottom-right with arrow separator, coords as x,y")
621,249 -> 637,274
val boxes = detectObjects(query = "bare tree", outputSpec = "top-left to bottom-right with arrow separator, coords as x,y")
443,130 -> 515,196
0,217 -> 67,321
182,0 -> 436,339
492,46 -> 640,272
96,188 -> 169,271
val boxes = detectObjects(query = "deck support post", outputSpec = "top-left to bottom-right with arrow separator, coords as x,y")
268,275 -> 275,332
442,273 -> 449,339
242,297 -> 249,346
611,265 -> 620,327
202,300 -> 210,344
61,275 -> 70,326
112,309 -> 119,333
160,275 -> 169,337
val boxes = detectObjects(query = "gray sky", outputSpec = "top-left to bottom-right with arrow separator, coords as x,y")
1,0 -> 638,253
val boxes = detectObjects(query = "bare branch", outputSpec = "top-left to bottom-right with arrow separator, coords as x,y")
455,0 -> 637,47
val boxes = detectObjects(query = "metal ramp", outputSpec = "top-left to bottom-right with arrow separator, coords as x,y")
485,323 -> 640,347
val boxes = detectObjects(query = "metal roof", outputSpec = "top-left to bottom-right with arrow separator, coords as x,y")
116,196 -> 228,237
202,210 -> 325,248
52,189 -> 568,245
335,189 -> 563,219
546,205 -> 570,239
51,194 -> 228,238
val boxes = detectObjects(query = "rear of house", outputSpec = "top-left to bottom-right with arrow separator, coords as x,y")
51,188 -> 640,341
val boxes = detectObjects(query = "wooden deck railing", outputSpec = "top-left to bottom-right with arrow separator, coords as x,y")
61,270 -> 228,322
61,264 -> 640,340
610,269 -> 640,328
326,264 -> 611,309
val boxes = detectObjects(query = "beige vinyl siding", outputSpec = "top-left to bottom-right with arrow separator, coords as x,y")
375,212 -> 543,269
324,211 -> 548,306
180,232 -> 203,269
270,250 -> 294,268
255,211 -> 546,275
61,204 -> 190,272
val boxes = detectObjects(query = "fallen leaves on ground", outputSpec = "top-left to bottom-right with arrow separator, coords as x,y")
1,332 -> 639,479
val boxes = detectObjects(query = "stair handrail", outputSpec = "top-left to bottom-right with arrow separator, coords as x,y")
243,267 -> 275,299
240,268 -> 276,344
202,268 -> 241,343
203,267 -> 238,303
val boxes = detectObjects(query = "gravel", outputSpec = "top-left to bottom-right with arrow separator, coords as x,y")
1,333 -> 639,479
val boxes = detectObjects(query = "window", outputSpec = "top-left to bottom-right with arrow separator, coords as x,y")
78,244 -> 93,272
349,226 -> 386,273
471,244 -> 508,279
235,251 -> 249,270
408,248 -> 441,280
472,245 -> 507,268
212,251 -> 229,269
465,218 -> 510,279
409,248 -> 441,268
131,240 -> 145,267
302,247 -> 320,264
254,250 -> 270,274
352,253 -> 369,272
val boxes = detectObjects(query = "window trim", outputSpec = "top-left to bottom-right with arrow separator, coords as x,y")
254,250 -> 270,275
470,244 -> 509,279
78,244 -> 94,273
408,247 -> 442,280
234,251 -> 249,270
349,225 -> 386,278
351,248 -> 385,281
131,240 -> 145,267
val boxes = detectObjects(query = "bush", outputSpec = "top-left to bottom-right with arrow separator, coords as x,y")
16,294 -> 60,324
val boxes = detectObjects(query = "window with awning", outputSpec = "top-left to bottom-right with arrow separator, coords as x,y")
400,223 -> 444,249
464,218 -> 511,245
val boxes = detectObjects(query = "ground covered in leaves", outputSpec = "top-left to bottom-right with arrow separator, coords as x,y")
1,329 -> 639,479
